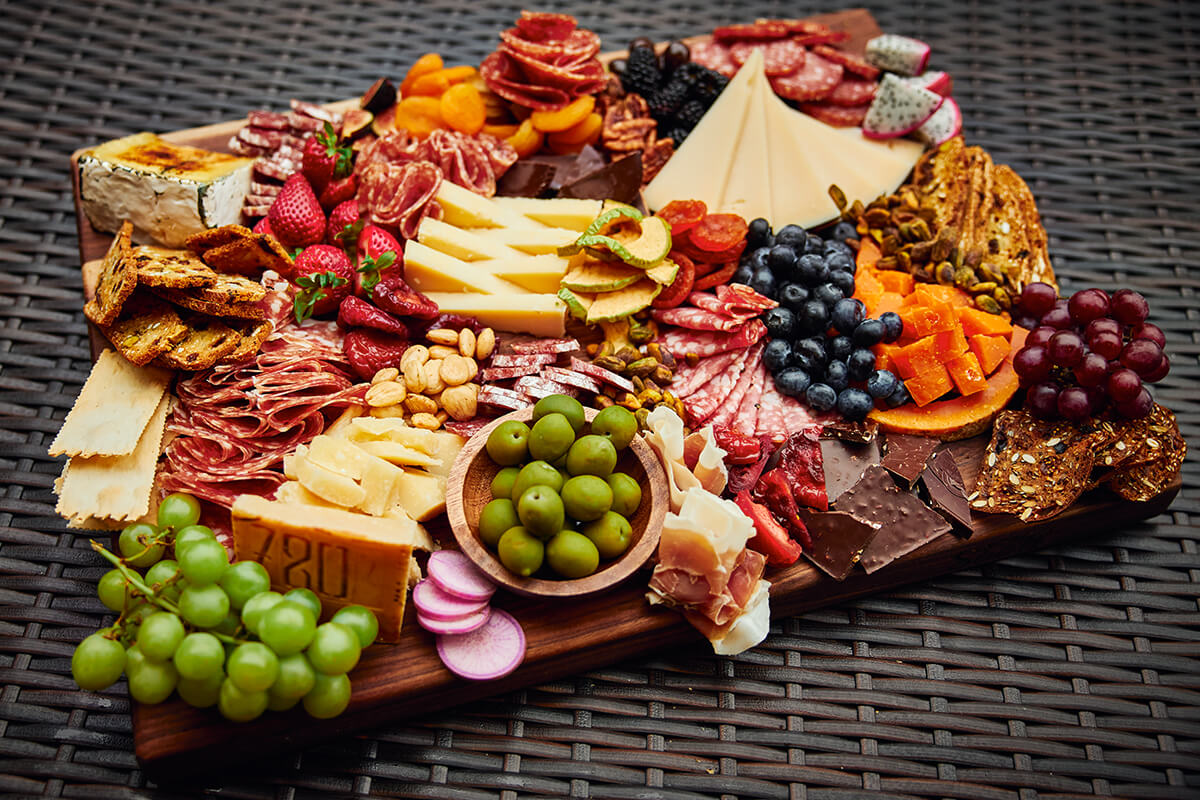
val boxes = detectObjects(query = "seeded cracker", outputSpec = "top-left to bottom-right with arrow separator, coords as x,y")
972,410 -> 1101,521
202,233 -> 293,276
184,223 -> 254,255
1106,404 -> 1186,503
130,245 -> 217,289
223,318 -> 274,363
153,286 -> 264,320
155,315 -> 241,371
82,221 -> 135,327
101,290 -> 189,366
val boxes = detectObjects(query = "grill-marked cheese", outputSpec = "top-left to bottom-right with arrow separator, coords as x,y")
79,132 -> 253,247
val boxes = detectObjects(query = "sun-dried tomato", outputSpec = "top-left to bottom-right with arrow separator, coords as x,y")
711,425 -> 761,465
371,272 -> 439,319
753,470 -> 814,550
693,261 -> 739,291
337,296 -> 409,337
761,430 -> 828,511
735,490 -> 803,565
343,328 -> 410,382
655,200 -> 707,237
689,213 -> 749,253
651,251 -> 695,309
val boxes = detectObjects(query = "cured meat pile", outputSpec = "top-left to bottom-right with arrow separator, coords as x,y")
476,337 -> 628,411
480,11 -> 606,111
689,19 -> 883,127
160,279 -> 365,509
355,129 -> 518,240
656,285 -> 828,438
229,100 -> 343,218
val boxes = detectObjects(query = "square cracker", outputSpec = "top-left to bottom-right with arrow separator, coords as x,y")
130,245 -> 217,289
203,234 -> 293,276
185,224 -> 254,256
102,291 -> 190,366
153,286 -> 264,320
156,315 -> 242,371
83,221 -> 135,327
49,349 -> 171,457
56,392 -> 169,522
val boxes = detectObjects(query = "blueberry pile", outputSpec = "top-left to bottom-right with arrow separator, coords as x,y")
733,219 -> 910,421
610,39 -> 728,146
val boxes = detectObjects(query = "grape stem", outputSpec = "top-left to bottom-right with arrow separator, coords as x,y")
90,540 -> 248,646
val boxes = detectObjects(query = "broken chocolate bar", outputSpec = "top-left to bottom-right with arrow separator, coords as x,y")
799,508 -> 881,580
821,437 -> 881,506
558,152 -> 643,205
880,433 -> 939,488
921,447 -> 972,531
838,466 -> 952,573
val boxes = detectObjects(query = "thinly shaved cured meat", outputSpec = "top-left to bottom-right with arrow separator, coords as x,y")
357,130 -> 516,201
734,362 -> 767,437
709,343 -> 763,430
357,161 -> 442,241
651,306 -> 746,332
754,380 -> 789,441
658,319 -> 766,358
684,348 -> 749,426
670,349 -> 742,398
716,283 -> 778,313
728,39 -> 806,76
780,393 -> 830,432
480,13 -> 605,112
161,281 -> 366,509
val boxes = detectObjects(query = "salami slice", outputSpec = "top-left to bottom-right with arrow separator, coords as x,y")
478,385 -> 527,412
247,110 -> 290,130
481,51 -> 572,111
489,353 -> 557,369
733,362 -> 766,437
780,394 -> 828,432
798,102 -> 869,128
713,21 -> 791,42
716,283 -> 778,313
650,306 -> 744,332
769,52 -> 843,102
671,349 -> 742,398
812,45 -> 881,80
503,47 -> 607,93
754,380 -> 789,439
688,40 -> 737,78
728,39 -> 806,77
790,31 -> 851,47
826,77 -> 878,107
514,375 -> 579,400
499,28 -> 600,62
540,366 -> 602,394
568,357 -> 635,393
685,348 -> 749,425
444,418 -> 491,439
709,343 -> 763,430
510,338 -> 580,354
659,319 -> 766,358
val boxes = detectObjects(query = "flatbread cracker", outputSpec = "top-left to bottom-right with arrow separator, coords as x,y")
131,245 -> 217,289
153,286 -> 265,320
1105,405 -> 1186,502
56,393 -> 169,522
83,221 -> 135,327
185,224 -> 254,255
156,316 -> 241,371
48,349 -> 170,457
203,234 -> 293,276
102,291 -> 190,366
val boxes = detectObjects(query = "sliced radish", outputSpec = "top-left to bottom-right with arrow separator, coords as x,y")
436,609 -> 526,681
427,550 -> 496,602
413,578 -> 490,621
418,607 -> 491,635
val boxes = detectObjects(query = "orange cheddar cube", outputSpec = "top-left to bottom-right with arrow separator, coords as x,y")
930,325 -> 969,360
945,351 -> 989,396
914,283 -> 971,308
899,336 -> 943,377
904,364 -> 954,407
856,238 -> 881,271
956,305 -> 1013,338
969,334 -> 1010,375
876,270 -> 915,295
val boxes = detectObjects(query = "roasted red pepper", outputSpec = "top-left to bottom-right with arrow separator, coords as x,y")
735,490 -> 803,565
773,430 -> 828,511
753,469 -> 813,550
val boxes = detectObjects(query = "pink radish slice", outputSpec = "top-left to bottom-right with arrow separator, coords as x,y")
413,579 -> 490,621
436,609 -> 526,681
427,550 -> 496,602
418,606 -> 491,635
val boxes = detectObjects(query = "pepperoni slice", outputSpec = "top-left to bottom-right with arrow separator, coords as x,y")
689,213 -> 749,253
688,40 -> 737,78
712,22 -> 790,42
812,45 -> 881,80
826,76 -> 878,107
693,261 -> 739,291
515,11 -> 577,42
656,200 -> 707,236
728,39 -> 806,77
652,251 -> 696,309
798,102 -> 869,127
790,31 -> 851,47
769,52 -> 843,102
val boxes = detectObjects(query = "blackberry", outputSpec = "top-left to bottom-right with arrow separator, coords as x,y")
621,45 -> 662,97
647,80 -> 689,121
663,126 -> 691,146
674,100 -> 708,130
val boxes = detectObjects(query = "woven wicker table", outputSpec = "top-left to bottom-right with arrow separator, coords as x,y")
2,1 -> 1198,797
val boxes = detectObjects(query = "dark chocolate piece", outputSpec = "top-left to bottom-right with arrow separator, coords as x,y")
821,418 -> 879,443
880,433 -> 939,488
496,161 -> 556,198
838,466 -> 952,573
921,446 -> 973,532
554,145 -> 607,188
558,152 -> 643,205
820,437 -> 882,506
799,508 -> 881,580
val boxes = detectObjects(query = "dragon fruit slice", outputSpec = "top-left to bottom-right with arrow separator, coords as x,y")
862,74 -> 944,140
915,97 -> 962,147
899,70 -> 953,97
865,34 -> 931,77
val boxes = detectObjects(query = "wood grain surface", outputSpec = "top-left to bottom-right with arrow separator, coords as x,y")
64,7 -> 1181,774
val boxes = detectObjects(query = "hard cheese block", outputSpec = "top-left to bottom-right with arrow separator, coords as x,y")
404,241 -> 529,294
231,495 -> 424,642
78,132 -> 253,247
422,291 -> 566,337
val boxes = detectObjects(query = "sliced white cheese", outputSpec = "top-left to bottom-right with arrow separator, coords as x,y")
719,64 -> 774,223
436,181 -> 546,230
404,240 -> 528,294
474,254 -> 571,293
491,197 -> 603,230
417,217 -> 525,261
420,291 -> 566,338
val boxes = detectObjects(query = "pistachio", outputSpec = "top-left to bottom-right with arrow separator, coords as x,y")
628,318 -> 656,345
595,341 -> 614,359
639,387 -> 663,405
954,267 -> 978,289
617,392 -> 642,411
992,287 -> 1012,310
969,281 -> 998,295
634,407 -> 650,430
865,207 -> 891,227
593,354 -> 626,373
828,184 -> 848,211
975,294 -> 1002,314
594,394 -> 614,409
627,357 -> 658,377
897,250 -> 912,271
631,375 -> 645,393
935,262 -> 956,285
615,346 -> 640,364
651,364 -> 673,384
684,352 -> 700,367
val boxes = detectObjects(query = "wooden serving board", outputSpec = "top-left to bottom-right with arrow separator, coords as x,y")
66,8 -> 1180,774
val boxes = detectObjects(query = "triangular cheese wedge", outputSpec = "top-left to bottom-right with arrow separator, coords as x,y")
720,58 -> 774,223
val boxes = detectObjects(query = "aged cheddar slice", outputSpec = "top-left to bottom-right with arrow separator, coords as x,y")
435,180 -> 546,230
421,292 -> 566,337
473,226 -> 582,255
231,495 -> 424,642
474,254 -> 571,293
491,197 -> 603,230
79,132 -> 253,247
417,217 -> 524,261
404,241 -> 529,294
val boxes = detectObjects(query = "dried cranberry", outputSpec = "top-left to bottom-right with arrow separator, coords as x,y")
372,273 -> 439,319
343,328 -> 409,381
337,296 -> 409,337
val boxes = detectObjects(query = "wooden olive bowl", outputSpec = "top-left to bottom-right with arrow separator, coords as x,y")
446,407 -> 667,598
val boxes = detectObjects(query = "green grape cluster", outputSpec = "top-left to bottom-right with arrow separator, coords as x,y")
71,492 -> 380,723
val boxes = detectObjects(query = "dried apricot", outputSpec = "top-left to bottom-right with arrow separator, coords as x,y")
547,111 -> 602,146
394,96 -> 445,138
505,119 -> 543,158
408,65 -> 479,97
439,83 -> 486,135
529,95 -> 595,133
482,122 -> 520,138
400,53 -> 443,97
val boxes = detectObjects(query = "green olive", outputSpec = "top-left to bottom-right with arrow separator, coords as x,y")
490,467 -> 521,500
560,475 -> 613,522
497,527 -> 544,577
532,394 -> 585,433
565,435 -> 617,477
528,412 -> 576,463
486,420 -> 530,466
582,511 -> 632,560
606,472 -> 642,517
590,405 -> 638,451
516,485 -> 565,541
478,499 -> 520,549
546,530 -> 600,579
511,460 -> 564,503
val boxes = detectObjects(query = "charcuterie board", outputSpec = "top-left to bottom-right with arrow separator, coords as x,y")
64,7 -> 1181,776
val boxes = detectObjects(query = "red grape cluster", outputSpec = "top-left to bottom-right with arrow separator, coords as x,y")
1011,283 -> 1167,421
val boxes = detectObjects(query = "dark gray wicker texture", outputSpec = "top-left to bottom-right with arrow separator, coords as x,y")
2,0 -> 1198,797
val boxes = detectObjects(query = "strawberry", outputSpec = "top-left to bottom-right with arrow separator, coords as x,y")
292,244 -> 354,322
355,224 -> 404,296
267,174 -> 326,250
252,216 -> 274,237
318,174 -> 357,211
301,122 -> 353,194
326,199 -> 361,246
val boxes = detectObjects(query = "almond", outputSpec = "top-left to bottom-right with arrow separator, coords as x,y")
365,380 -> 406,408
475,327 -> 496,360
426,328 -> 459,346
